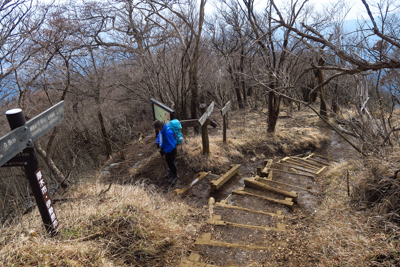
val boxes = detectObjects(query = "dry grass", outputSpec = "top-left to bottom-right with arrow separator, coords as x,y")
0,180 -> 206,266
3,105 -> 399,266
308,158 -> 400,266
180,108 -> 328,173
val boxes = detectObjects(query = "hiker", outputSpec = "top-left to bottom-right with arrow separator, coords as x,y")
154,120 -> 179,184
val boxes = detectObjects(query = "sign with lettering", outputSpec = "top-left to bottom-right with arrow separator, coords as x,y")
1,101 -> 65,235
150,98 -> 175,124
0,101 -> 65,167
198,101 -> 214,126
36,169 -> 59,231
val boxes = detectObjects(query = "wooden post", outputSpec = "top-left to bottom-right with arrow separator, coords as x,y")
5,109 -> 60,236
200,104 -> 210,155
221,101 -> 231,144
223,114 -> 227,143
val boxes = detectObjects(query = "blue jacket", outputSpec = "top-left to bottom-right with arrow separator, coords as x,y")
156,124 -> 176,153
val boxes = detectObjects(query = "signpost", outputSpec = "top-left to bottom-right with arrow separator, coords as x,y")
150,98 -> 175,124
150,98 -> 215,155
221,101 -> 231,143
199,101 -> 214,126
199,102 -> 214,155
1,101 -> 65,235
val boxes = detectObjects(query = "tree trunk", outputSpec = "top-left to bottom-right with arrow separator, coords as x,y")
314,57 -> 328,118
267,83 -> 281,133
34,143 -> 66,187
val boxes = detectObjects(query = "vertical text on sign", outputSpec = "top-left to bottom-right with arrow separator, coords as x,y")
35,169 -> 59,230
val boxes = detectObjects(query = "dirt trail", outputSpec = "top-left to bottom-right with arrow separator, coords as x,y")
178,153 -> 330,267
101,110 -> 358,266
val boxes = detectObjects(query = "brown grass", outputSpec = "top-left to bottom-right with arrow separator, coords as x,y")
0,180 -> 206,266
308,157 -> 400,266
2,106 -> 399,266
180,108 -> 328,173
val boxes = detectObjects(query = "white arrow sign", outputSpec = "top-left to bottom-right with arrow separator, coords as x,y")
198,101 -> 214,126
0,101 -> 65,167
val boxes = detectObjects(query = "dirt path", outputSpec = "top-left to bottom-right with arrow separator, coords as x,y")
101,113 -> 359,266
178,153 -> 331,267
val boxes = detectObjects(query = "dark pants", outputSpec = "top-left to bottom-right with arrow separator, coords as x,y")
165,148 -> 177,177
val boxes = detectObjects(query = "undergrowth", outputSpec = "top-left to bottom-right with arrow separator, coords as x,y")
0,181 -> 206,266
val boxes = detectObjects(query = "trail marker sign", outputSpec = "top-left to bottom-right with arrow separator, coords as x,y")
0,101 -> 65,167
199,101 -> 214,126
1,101 -> 65,235
221,101 -> 231,143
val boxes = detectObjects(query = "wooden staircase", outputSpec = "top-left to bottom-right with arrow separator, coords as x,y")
179,153 -> 332,266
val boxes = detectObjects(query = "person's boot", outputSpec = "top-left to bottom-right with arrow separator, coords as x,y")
168,174 -> 179,185
164,170 -> 172,180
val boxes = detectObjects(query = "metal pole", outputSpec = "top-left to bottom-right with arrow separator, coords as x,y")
5,109 -> 59,236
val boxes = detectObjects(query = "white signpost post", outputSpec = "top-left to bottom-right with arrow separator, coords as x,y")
221,101 -> 231,143
1,101 -> 65,235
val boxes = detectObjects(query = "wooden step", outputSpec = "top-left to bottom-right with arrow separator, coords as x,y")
232,187 -> 294,209
305,157 -> 330,166
174,172 -> 209,195
216,201 -> 284,219
255,176 -> 312,192
244,177 -> 298,203
260,159 -> 273,177
268,168 -> 315,178
195,233 -> 286,250
210,164 -> 241,192
273,162 -> 318,175
207,215 -> 285,232
283,158 -> 320,171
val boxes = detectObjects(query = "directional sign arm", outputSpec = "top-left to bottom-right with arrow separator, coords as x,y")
0,101 -> 65,167
26,101 -> 65,143
198,101 -> 214,126
0,126 -> 31,167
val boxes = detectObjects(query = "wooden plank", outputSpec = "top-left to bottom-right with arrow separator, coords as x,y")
208,215 -> 286,232
232,187 -> 294,208
316,166 -> 327,175
244,177 -> 298,203
306,157 -> 330,166
195,233 -> 284,250
313,153 -> 337,162
267,170 -> 273,180
293,157 -> 325,167
269,168 -> 315,178
261,159 -> 273,177
221,101 -> 231,116
257,165 -> 263,176
210,164 -> 241,192
273,162 -> 318,175
285,158 -> 320,170
199,102 -> 214,126
174,172 -> 209,195
180,119 -> 201,128
216,201 -> 284,219
304,153 -> 314,159
256,176 -> 312,192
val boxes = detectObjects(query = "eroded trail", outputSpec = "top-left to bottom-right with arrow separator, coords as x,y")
178,153 -> 333,267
